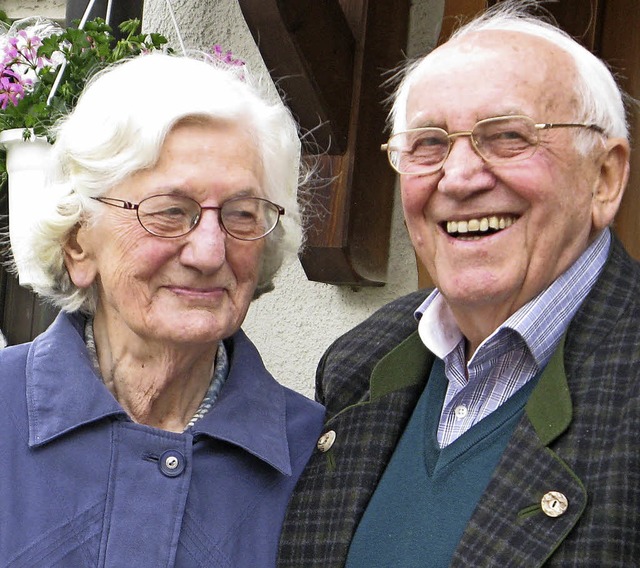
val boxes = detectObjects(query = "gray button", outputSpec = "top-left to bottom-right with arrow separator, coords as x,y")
159,450 -> 185,477
165,456 -> 179,470
541,491 -> 568,517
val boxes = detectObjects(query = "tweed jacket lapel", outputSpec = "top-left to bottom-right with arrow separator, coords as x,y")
451,338 -> 587,566
452,237 -> 640,566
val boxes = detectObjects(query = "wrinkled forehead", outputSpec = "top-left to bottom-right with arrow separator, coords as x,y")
405,30 -> 580,123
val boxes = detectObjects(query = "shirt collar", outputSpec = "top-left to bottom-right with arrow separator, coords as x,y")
416,228 -> 611,365
26,313 -> 293,476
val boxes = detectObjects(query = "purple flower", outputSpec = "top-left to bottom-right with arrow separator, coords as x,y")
211,44 -> 245,67
0,66 -> 27,108
3,31 -> 45,69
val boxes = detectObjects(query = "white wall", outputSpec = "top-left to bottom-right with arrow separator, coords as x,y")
3,0 -> 65,20
5,0 -> 443,398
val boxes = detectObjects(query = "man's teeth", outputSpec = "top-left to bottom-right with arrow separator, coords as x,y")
446,216 -> 515,235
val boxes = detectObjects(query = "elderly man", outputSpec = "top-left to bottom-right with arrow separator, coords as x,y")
278,3 -> 639,567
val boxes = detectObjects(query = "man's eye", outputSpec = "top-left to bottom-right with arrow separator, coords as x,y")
489,129 -> 527,141
407,132 -> 448,151
414,134 -> 447,148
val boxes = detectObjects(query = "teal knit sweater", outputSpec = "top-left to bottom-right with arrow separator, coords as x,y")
346,358 -> 539,567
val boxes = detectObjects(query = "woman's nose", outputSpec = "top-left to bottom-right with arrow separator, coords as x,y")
180,210 -> 227,273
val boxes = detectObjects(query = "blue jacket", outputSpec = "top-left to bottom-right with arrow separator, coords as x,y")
0,311 -> 324,567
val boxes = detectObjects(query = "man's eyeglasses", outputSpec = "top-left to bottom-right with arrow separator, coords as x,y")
92,194 -> 285,241
381,115 -> 605,175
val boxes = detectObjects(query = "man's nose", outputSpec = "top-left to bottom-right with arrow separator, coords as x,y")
438,135 -> 493,196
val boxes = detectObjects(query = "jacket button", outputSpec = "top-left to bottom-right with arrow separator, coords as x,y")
541,491 -> 568,517
159,450 -> 186,477
317,430 -> 336,452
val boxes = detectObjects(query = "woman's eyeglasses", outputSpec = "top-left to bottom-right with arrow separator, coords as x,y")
92,194 -> 284,241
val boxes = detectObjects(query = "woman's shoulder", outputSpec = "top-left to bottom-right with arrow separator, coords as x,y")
282,385 -> 324,418
282,385 -> 325,432
0,340 -> 31,372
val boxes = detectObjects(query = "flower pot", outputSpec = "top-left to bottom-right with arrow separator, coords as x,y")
0,128 -> 53,288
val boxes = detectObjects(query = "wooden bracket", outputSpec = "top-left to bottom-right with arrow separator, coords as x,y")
238,0 -> 410,285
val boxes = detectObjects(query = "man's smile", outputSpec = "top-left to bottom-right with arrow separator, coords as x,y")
443,215 -> 518,240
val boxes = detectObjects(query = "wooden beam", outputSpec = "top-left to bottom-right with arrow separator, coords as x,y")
238,0 -> 354,153
239,0 -> 410,285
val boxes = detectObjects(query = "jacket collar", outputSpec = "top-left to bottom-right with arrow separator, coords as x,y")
191,328 -> 293,475
370,331 -> 433,401
26,312 -> 125,448
525,335 -> 572,445
26,312 -> 292,476
368,325 -> 572,447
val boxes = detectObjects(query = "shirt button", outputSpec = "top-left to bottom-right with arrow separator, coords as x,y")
317,430 -> 336,452
159,450 -> 185,477
454,405 -> 468,419
541,491 -> 569,517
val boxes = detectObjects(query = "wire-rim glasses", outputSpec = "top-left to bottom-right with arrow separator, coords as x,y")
381,115 -> 605,175
92,194 -> 285,241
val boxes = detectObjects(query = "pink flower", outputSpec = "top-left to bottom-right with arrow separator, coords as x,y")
4,31 -> 45,69
0,66 -> 27,108
211,44 -> 245,67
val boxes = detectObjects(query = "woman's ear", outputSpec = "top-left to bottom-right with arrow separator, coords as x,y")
63,223 -> 98,288
591,137 -> 630,231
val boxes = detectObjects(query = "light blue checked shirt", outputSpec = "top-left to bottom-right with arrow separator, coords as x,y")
416,228 -> 611,448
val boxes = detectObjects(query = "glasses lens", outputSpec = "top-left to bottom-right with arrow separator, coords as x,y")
389,128 -> 449,174
473,116 -> 538,163
137,195 -> 199,237
221,197 -> 280,240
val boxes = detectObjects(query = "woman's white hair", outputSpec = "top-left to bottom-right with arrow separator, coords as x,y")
28,52 -> 305,313
389,0 -> 628,152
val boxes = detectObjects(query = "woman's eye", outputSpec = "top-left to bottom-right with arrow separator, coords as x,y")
226,209 -> 257,222
161,206 -> 188,217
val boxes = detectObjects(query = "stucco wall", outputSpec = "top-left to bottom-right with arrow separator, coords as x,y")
5,0 -> 443,398
3,0 -> 65,20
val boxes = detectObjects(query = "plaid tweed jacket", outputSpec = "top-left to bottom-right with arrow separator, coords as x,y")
278,236 -> 640,567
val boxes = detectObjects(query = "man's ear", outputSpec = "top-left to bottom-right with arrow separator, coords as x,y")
63,224 -> 98,288
591,137 -> 630,231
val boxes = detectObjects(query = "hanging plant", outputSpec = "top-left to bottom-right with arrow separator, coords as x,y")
0,14 -> 170,185
0,12 -> 170,286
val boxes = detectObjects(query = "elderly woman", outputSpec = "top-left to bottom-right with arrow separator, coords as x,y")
0,52 -> 324,567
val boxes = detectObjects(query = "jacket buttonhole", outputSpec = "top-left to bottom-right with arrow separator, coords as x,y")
517,503 -> 541,520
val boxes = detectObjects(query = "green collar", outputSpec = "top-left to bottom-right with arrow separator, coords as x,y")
370,332 -> 433,401
369,331 -> 572,446
524,335 -> 572,445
